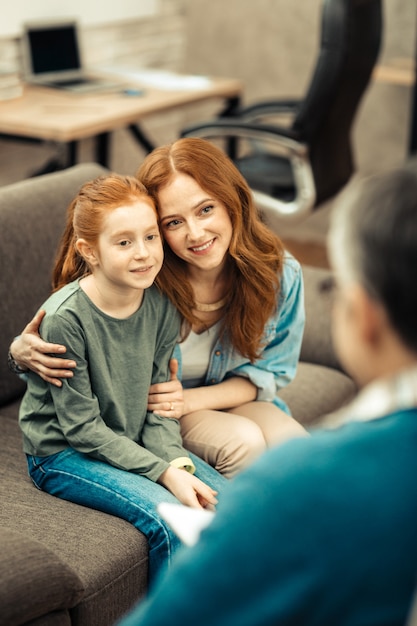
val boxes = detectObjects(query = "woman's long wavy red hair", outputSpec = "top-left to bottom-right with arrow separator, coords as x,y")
52,174 -> 156,291
137,138 -> 285,362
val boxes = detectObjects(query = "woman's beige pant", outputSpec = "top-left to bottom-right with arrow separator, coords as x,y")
180,401 -> 307,479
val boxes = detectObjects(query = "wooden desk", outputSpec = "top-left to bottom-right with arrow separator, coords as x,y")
0,73 -> 243,168
374,57 -> 414,87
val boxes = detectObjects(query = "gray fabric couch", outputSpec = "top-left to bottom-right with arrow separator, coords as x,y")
0,163 -> 356,625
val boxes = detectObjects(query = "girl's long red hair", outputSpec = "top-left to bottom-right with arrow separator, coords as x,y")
137,138 -> 285,362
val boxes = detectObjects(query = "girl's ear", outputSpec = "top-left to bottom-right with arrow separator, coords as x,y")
75,238 -> 99,266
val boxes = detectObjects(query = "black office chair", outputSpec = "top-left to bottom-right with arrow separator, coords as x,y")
181,0 -> 383,220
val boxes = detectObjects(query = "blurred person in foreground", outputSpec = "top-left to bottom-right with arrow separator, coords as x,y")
117,162 -> 417,626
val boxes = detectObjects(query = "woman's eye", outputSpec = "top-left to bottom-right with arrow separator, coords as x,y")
164,219 -> 181,229
201,205 -> 214,215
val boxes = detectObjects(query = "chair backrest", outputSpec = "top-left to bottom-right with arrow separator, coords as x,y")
292,0 -> 382,205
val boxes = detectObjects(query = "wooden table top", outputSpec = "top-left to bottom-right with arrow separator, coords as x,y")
0,74 -> 243,143
373,57 -> 415,87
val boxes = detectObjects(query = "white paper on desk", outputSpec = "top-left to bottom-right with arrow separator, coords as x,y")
158,502 -> 215,546
97,66 -> 212,91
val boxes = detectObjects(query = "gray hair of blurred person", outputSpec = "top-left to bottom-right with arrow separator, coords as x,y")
327,161 -> 417,354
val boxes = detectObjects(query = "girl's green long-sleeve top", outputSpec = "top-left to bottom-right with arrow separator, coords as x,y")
19,280 -> 189,482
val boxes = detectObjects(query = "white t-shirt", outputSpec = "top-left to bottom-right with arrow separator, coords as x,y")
180,321 -> 221,388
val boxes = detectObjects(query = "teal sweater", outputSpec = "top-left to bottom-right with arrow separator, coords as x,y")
121,409 -> 417,625
19,280 -> 187,482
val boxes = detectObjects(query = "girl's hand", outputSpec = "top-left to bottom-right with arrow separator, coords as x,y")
158,466 -> 218,509
148,359 -> 185,419
10,309 -> 76,387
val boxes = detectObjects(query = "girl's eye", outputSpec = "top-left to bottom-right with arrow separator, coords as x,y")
146,233 -> 159,241
119,240 -> 130,247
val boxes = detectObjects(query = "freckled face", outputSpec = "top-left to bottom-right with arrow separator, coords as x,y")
157,173 -> 233,274
94,201 -> 163,293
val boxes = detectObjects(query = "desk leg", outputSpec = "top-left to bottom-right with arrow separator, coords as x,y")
218,95 -> 241,118
96,132 -> 110,167
95,126 -> 154,167
128,124 -> 156,153
218,95 -> 242,159
68,141 -> 77,166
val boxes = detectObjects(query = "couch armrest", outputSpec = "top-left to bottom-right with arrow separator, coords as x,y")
0,527 -> 84,625
300,265 -> 343,372
0,163 -> 108,408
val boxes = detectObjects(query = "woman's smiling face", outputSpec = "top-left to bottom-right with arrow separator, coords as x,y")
157,173 -> 233,274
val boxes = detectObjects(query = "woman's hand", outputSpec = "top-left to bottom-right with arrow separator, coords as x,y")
158,466 -> 218,509
10,309 -> 76,387
148,359 -> 185,418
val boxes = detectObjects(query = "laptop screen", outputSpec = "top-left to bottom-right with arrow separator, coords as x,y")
27,23 -> 81,75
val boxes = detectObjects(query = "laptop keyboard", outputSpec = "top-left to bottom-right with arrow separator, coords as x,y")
47,77 -> 99,87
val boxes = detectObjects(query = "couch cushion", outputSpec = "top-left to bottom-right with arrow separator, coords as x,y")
0,412 -> 149,626
0,527 -> 83,626
301,265 -> 342,371
0,163 -> 108,407
23,612 -> 72,626
278,361 -> 357,427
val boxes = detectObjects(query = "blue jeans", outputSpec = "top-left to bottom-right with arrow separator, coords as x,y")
27,449 -> 226,584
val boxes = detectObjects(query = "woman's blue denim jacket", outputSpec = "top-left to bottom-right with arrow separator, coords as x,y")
173,254 -> 305,415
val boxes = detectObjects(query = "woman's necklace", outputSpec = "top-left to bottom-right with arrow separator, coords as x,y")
193,295 -> 228,312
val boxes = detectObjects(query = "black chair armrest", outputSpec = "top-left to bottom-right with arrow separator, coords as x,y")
225,99 -> 301,121
181,119 -> 304,156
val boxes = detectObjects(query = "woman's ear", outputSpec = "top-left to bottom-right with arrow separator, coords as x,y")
75,238 -> 99,266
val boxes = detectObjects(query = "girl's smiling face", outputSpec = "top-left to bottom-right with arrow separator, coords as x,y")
90,201 -> 163,294
157,173 -> 233,275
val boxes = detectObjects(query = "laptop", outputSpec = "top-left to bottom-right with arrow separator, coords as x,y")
20,19 -> 124,94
